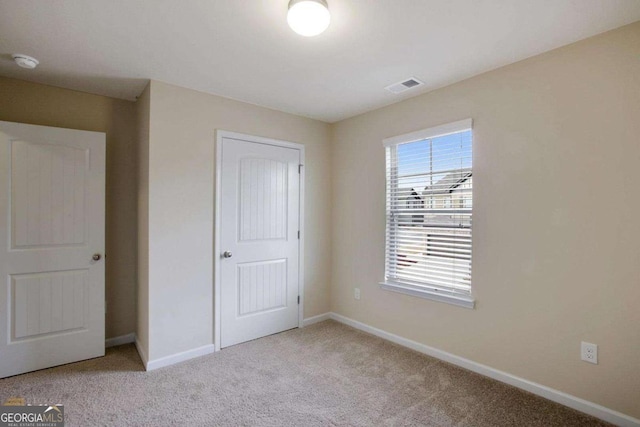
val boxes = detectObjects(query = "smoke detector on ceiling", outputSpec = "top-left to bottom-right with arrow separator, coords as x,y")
12,54 -> 39,69
385,77 -> 424,94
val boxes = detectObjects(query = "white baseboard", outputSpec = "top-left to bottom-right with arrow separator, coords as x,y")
132,336 -> 214,371
105,333 -> 136,348
134,338 -> 149,370
328,312 -> 639,427
144,344 -> 215,371
302,312 -> 332,326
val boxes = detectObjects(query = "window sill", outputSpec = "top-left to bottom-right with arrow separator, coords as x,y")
379,282 -> 475,309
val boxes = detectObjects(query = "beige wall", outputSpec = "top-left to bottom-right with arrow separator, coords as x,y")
330,22 -> 640,419
0,77 -> 138,340
136,83 -> 151,356
144,80 -> 331,360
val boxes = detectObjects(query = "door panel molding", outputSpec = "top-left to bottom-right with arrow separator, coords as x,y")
214,130 -> 305,351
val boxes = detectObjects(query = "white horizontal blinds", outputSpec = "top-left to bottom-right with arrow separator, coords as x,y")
385,120 -> 473,296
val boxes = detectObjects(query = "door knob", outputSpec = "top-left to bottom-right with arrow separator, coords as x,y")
223,251 -> 233,258
92,253 -> 102,261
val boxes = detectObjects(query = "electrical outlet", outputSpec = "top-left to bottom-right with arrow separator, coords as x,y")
354,288 -> 361,300
581,342 -> 598,364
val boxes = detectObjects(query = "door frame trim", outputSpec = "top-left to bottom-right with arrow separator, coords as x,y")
214,130 -> 305,351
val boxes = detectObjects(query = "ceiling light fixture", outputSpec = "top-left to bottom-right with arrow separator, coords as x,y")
287,0 -> 331,37
12,54 -> 39,69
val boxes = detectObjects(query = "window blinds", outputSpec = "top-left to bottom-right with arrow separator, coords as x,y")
383,119 -> 473,298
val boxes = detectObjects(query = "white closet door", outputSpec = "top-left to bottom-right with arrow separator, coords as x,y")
219,136 -> 300,348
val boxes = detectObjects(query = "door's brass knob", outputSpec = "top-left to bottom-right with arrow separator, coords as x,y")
92,253 -> 102,261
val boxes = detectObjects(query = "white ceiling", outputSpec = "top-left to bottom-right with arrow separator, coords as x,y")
1,1 -> 639,123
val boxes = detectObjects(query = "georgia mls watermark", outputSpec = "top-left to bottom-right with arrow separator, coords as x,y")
1,398 -> 64,427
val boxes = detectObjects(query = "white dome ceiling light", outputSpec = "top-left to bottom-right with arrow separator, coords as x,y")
287,0 -> 331,37
12,54 -> 39,69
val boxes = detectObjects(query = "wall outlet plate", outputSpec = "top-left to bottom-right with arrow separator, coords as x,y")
581,342 -> 598,364
354,288 -> 361,300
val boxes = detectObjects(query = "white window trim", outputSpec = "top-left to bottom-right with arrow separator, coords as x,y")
380,282 -> 475,309
381,118 -> 475,309
383,118 -> 473,147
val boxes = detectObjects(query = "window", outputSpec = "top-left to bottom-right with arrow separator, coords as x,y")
381,119 -> 474,308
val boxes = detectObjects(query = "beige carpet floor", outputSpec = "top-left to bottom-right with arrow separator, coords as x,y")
0,320 -> 610,426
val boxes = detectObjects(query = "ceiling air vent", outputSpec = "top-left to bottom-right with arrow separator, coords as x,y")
385,77 -> 425,94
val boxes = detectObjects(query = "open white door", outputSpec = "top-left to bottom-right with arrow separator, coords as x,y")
218,133 -> 302,348
0,121 -> 105,378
